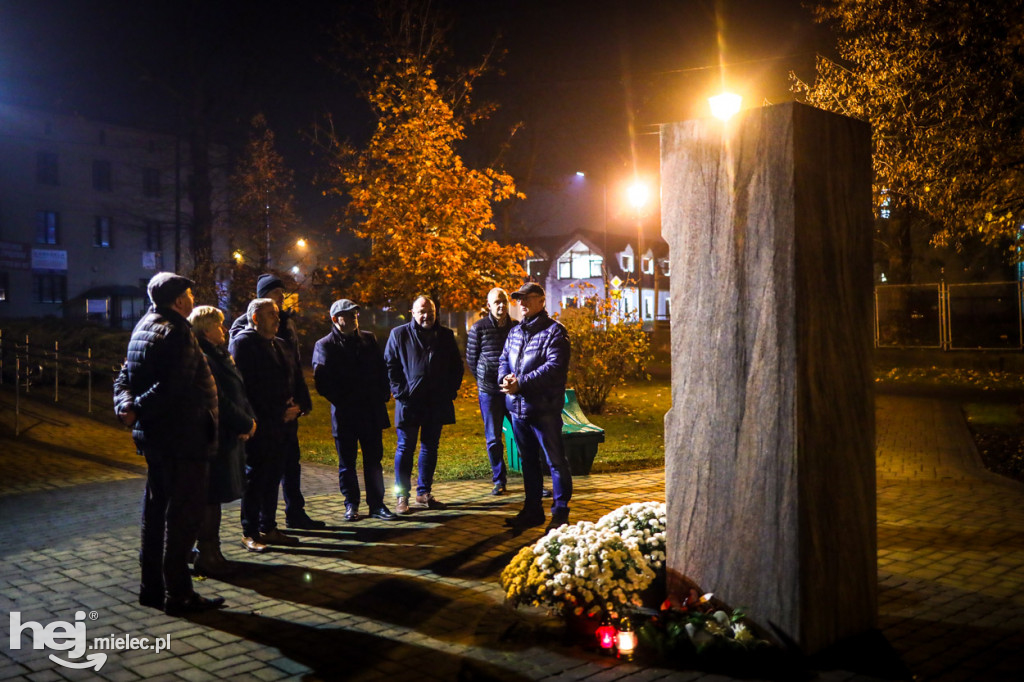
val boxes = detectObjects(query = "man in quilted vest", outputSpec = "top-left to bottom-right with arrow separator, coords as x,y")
466,287 -> 516,496
499,283 -> 573,533
114,272 -> 224,615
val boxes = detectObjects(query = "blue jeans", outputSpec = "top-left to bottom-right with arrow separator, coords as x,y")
510,414 -> 572,515
394,420 -> 443,497
478,391 -> 509,486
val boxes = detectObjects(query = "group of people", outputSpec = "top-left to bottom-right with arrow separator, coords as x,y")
115,271 -> 573,616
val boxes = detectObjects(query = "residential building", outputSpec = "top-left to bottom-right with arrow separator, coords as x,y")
522,230 -> 670,327
0,103 -> 228,327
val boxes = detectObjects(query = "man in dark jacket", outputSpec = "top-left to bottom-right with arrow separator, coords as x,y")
499,283 -> 572,533
230,273 -> 323,530
113,272 -> 224,615
466,287 -> 516,495
384,295 -> 463,514
312,298 -> 396,522
230,298 -> 302,551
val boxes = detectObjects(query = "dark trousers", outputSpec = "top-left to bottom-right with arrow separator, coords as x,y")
196,503 -> 221,547
241,437 -> 286,538
510,413 -> 572,515
394,419 -> 443,497
335,421 -> 386,510
478,391 -> 509,486
140,456 -> 208,603
280,421 -> 306,522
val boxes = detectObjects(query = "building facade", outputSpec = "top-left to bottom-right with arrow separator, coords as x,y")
0,103 -> 227,327
523,230 -> 670,328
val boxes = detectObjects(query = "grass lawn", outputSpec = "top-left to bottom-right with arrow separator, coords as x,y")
298,374 -> 671,483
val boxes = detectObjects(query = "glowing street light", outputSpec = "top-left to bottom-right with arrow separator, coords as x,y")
708,92 -> 742,121
626,181 -> 650,211
296,238 -> 307,248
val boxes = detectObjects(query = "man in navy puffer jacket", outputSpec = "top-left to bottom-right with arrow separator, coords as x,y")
499,283 -> 572,532
466,287 -> 516,496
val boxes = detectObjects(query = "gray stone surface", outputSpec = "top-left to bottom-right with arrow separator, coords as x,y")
660,102 -> 876,653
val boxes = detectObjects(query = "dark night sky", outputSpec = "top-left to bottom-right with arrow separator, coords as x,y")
0,0 -> 833,236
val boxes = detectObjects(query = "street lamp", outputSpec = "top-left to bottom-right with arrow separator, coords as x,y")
628,180 -> 651,325
708,92 -> 742,121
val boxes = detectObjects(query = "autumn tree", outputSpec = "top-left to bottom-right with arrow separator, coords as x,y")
228,113 -> 301,309
318,2 -> 530,311
794,0 -> 1024,265
557,283 -> 651,414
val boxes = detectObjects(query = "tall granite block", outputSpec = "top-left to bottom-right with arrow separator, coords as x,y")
660,102 -> 875,654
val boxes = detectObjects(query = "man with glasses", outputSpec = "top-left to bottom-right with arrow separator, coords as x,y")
499,283 -> 572,533
312,299 -> 396,522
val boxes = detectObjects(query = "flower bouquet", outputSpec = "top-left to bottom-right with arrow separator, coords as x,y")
500,521 -> 656,619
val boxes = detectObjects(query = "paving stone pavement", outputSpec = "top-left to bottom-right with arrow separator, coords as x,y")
1,390 -> 1022,681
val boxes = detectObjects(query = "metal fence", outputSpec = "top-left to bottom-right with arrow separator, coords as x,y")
875,281 -> 1024,350
0,330 -> 115,435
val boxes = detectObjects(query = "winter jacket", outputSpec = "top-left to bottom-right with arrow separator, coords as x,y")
466,314 -> 516,395
228,327 -> 295,449
498,310 -> 570,419
312,326 -> 391,436
384,321 -> 463,427
199,336 -> 255,502
113,305 -> 218,460
231,307 -> 312,413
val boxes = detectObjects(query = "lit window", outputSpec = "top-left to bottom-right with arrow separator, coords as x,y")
557,260 -> 571,279
32,273 -> 67,303
94,217 -> 112,248
620,254 -> 633,272
36,211 -> 59,244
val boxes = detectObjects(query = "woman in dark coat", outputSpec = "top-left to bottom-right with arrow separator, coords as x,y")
188,305 -> 256,577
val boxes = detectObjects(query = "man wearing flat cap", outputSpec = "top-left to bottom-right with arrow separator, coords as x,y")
114,272 -> 224,615
230,273 -> 323,530
499,283 -> 573,533
312,299 -> 396,521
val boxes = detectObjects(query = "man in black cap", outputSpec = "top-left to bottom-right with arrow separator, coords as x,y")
230,273 -> 323,530
312,299 -> 396,521
114,272 -> 225,615
499,283 -> 573,533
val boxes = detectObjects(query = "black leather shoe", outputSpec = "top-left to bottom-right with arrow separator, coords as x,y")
139,593 -> 164,610
504,509 -> 545,531
164,592 -> 225,616
369,506 -> 397,520
545,509 -> 570,533
286,514 -> 327,530
541,488 -> 553,498
344,504 -> 361,522
491,483 -> 507,496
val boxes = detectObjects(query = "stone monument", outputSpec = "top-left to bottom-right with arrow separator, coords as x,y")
660,102 -> 875,654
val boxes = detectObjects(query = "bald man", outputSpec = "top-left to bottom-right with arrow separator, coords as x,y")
466,288 -> 517,495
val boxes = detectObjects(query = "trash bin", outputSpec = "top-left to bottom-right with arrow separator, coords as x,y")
502,389 -> 605,476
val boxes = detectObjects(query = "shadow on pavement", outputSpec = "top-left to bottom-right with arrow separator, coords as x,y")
187,608 -> 534,681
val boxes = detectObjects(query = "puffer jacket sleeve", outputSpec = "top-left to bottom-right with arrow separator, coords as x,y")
466,321 -> 481,381
517,323 -> 570,398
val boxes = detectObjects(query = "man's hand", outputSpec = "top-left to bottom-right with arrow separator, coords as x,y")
117,407 -> 137,427
500,373 -> 520,395
283,399 -> 301,423
240,419 -> 257,441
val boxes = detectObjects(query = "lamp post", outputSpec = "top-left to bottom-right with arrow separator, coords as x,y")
628,181 -> 650,324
